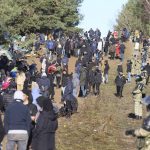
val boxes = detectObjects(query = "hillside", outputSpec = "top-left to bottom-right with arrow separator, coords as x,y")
56,41 -> 150,150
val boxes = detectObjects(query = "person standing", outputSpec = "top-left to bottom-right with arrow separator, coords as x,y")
120,41 -> 126,62
104,60 -> 110,84
4,91 -> 31,150
126,60 -> 132,83
132,82 -> 143,119
32,98 -> 58,150
115,72 -> 126,98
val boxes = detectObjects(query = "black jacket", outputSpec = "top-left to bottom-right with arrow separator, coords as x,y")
115,75 -> 126,87
32,111 -> 58,150
4,100 -> 31,134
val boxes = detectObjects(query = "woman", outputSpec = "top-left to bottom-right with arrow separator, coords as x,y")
16,70 -> 26,90
32,98 -> 58,150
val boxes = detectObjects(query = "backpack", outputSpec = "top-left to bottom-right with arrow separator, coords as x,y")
47,40 -> 54,50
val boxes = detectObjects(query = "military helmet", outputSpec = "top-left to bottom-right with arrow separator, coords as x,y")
142,115 -> 150,132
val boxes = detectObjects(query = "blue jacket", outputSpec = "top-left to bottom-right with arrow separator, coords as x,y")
4,101 -> 31,134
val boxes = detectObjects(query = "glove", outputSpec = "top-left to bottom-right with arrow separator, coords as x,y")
125,130 -> 135,136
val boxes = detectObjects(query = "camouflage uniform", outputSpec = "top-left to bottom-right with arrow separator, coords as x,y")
131,58 -> 136,75
135,59 -> 142,75
134,128 -> 150,150
132,86 -> 142,117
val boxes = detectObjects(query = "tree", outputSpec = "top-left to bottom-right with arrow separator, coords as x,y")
115,0 -> 150,35
0,0 -> 83,34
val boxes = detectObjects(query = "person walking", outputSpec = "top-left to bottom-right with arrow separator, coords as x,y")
4,91 -> 31,150
32,98 -> 58,150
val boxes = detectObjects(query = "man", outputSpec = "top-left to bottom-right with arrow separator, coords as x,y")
4,91 -> 31,150
126,115 -> 150,149
115,72 -> 126,98
132,81 -> 144,120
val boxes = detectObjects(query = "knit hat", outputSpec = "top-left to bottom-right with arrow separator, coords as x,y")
14,91 -> 24,100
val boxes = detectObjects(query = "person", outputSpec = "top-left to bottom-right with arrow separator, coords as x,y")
62,74 -> 78,117
109,43 -> 115,60
72,72 -> 80,98
126,115 -> 150,150
32,98 -> 58,150
37,73 -> 50,98
4,91 -> 31,150
104,60 -> 110,84
115,72 -> 126,98
79,65 -> 87,97
120,41 -> 126,62
132,81 -> 144,120
93,68 -> 102,96
23,90 -> 38,150
126,60 -> 132,82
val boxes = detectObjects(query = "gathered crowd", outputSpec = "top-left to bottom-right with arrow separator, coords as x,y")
0,28 -> 149,150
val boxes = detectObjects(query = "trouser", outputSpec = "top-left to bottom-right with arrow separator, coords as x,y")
127,72 -> 131,82
104,74 -> 108,83
6,133 -> 28,150
93,83 -> 100,95
116,86 -> 123,97
81,85 -> 86,97
134,101 -> 142,117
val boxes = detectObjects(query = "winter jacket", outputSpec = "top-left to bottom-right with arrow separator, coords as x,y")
32,111 -> 58,150
4,101 -> 31,134
115,75 -> 126,87
62,78 -> 74,101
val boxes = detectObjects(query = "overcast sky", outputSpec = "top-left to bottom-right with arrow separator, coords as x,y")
78,0 -> 128,36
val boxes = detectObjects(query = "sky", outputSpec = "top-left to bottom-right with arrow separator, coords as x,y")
78,0 -> 128,37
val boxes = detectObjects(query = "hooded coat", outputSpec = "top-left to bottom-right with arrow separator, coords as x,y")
32,111 -> 58,150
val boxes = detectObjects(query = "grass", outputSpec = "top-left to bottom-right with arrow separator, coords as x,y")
56,41 -> 147,150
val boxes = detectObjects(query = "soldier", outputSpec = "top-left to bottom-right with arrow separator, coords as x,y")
132,80 -> 144,119
135,57 -> 142,75
126,115 -> 150,150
